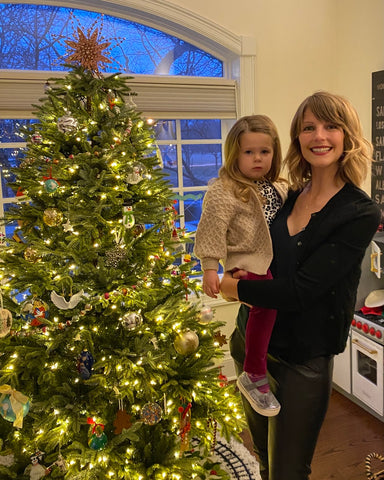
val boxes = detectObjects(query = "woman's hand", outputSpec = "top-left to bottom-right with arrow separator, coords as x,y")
232,269 -> 248,279
220,271 -> 240,301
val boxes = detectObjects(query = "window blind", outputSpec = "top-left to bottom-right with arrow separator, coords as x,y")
0,70 -> 238,119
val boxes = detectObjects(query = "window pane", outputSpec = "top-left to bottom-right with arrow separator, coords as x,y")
154,121 -> 176,141
182,144 -> 222,187
159,144 -> 178,187
183,191 -> 204,233
0,4 -> 223,76
180,120 -> 221,139
0,119 -> 36,142
0,148 -> 24,197
3,203 -> 18,238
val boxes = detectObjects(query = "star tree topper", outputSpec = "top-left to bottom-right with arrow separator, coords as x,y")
65,26 -> 112,72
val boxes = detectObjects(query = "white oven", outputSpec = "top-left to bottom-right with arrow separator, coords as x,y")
351,329 -> 384,416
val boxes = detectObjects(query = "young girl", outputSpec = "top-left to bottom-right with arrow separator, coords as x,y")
194,115 -> 287,416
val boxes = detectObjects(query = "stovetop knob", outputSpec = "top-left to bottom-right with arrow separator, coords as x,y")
369,327 -> 376,336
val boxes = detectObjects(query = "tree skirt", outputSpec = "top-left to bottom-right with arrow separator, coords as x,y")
212,436 -> 261,480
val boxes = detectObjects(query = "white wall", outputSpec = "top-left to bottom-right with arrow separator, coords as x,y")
166,0 -> 384,193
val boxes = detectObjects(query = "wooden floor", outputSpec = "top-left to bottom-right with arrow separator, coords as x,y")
240,389 -> 384,480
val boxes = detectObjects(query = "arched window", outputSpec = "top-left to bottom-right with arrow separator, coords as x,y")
0,1 -> 255,262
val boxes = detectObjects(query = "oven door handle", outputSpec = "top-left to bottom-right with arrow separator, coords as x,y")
371,251 -> 379,273
352,338 -> 378,355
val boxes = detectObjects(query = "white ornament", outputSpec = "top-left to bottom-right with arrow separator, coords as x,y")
200,305 -> 214,323
62,219 -> 74,232
126,162 -> 146,184
0,452 -> 14,467
122,205 -> 135,229
50,290 -> 84,310
25,451 -> 49,480
29,463 -> 47,480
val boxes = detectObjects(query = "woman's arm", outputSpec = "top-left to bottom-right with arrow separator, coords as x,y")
220,199 -> 380,311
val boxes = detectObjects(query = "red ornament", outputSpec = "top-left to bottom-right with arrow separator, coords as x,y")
179,402 -> 192,452
218,369 -> 228,388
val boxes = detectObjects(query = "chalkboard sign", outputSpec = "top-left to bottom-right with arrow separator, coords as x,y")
372,70 -> 384,220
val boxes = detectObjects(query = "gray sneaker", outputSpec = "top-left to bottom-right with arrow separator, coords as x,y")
236,372 -> 281,417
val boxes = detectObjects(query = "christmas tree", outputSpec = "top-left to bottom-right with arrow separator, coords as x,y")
0,20 -> 245,480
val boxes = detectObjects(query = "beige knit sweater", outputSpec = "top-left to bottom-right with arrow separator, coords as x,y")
194,177 -> 288,275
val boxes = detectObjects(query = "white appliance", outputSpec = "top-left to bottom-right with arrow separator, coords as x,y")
351,328 -> 383,416
344,231 -> 384,421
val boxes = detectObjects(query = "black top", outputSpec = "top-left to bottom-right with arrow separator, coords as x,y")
237,183 -> 381,363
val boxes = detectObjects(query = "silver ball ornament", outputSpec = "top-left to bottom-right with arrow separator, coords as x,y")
57,114 -> 78,134
200,305 -> 214,323
121,311 -> 143,330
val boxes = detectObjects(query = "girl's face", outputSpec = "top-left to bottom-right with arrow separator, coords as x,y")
298,108 -> 345,173
237,132 -> 274,181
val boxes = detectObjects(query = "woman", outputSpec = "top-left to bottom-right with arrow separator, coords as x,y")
220,91 -> 381,480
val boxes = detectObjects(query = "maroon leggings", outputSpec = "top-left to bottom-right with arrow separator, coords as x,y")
243,269 -> 276,376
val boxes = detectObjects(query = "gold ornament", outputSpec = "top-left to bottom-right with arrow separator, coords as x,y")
43,208 -> 63,227
132,224 -> 145,237
24,247 -> 41,263
174,330 -> 199,355
0,309 -> 12,338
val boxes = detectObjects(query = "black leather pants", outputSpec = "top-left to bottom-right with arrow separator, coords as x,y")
230,325 -> 333,480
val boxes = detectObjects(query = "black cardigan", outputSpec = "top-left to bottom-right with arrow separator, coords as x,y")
237,183 -> 381,363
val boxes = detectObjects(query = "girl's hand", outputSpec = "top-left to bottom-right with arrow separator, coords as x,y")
220,272 -> 240,301
202,270 -> 220,298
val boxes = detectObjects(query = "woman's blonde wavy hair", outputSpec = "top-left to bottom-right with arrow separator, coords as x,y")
219,115 -> 283,203
285,91 -> 373,190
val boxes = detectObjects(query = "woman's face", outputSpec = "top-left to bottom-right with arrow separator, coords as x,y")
298,108 -> 345,173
